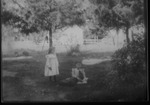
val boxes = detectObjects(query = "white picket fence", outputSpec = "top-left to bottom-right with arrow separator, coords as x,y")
84,39 -> 101,44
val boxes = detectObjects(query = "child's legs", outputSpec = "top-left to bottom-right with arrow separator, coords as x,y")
80,70 -> 87,78
49,76 -> 52,81
49,76 -> 56,81
53,75 -> 57,81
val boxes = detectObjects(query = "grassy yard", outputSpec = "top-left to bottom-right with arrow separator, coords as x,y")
1,51 -> 147,102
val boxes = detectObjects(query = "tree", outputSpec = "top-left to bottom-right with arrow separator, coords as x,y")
2,0 -> 40,35
73,0 -> 108,39
90,0 -> 144,44
1,0 -> 86,50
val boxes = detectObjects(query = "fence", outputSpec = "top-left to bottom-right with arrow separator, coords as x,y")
84,39 -> 101,44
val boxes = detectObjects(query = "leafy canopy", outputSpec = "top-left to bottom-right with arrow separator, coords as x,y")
1,0 -> 86,35
90,0 -> 144,31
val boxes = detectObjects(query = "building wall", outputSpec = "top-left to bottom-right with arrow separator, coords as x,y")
53,25 -> 84,46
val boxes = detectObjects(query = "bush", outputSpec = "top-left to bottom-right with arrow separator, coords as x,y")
14,52 -> 20,57
22,51 -> 30,56
104,70 -> 120,89
111,33 -> 146,84
67,44 -> 80,56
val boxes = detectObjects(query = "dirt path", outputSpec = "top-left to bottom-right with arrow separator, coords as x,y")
3,56 -> 33,61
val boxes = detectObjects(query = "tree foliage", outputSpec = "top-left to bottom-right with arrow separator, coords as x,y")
90,0 -> 145,43
1,0 -> 86,48
59,0 -> 85,27
111,32 -> 146,84
2,0 -> 86,33
2,0 -> 145,46
94,0 -> 144,28
2,0 -> 39,35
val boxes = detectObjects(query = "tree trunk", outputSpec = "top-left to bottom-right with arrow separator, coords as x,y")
131,30 -> 134,41
125,26 -> 130,44
49,27 -> 52,50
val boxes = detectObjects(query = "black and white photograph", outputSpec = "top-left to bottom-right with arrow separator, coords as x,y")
1,0 -> 148,102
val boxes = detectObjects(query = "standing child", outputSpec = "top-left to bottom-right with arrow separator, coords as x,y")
44,47 -> 59,82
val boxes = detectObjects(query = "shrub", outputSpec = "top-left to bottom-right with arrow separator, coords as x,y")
22,51 -> 30,56
14,52 -> 20,57
111,33 -> 146,84
104,70 -> 120,89
67,44 -> 80,56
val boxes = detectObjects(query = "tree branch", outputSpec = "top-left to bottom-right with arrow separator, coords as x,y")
12,0 -> 25,10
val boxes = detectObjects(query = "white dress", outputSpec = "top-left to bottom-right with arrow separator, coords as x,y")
44,54 -> 59,76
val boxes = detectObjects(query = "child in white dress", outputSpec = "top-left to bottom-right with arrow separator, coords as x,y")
44,47 -> 59,82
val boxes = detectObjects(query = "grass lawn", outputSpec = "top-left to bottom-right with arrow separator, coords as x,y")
1,51 -> 147,102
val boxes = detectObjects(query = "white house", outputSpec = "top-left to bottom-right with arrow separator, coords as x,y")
53,25 -> 84,46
